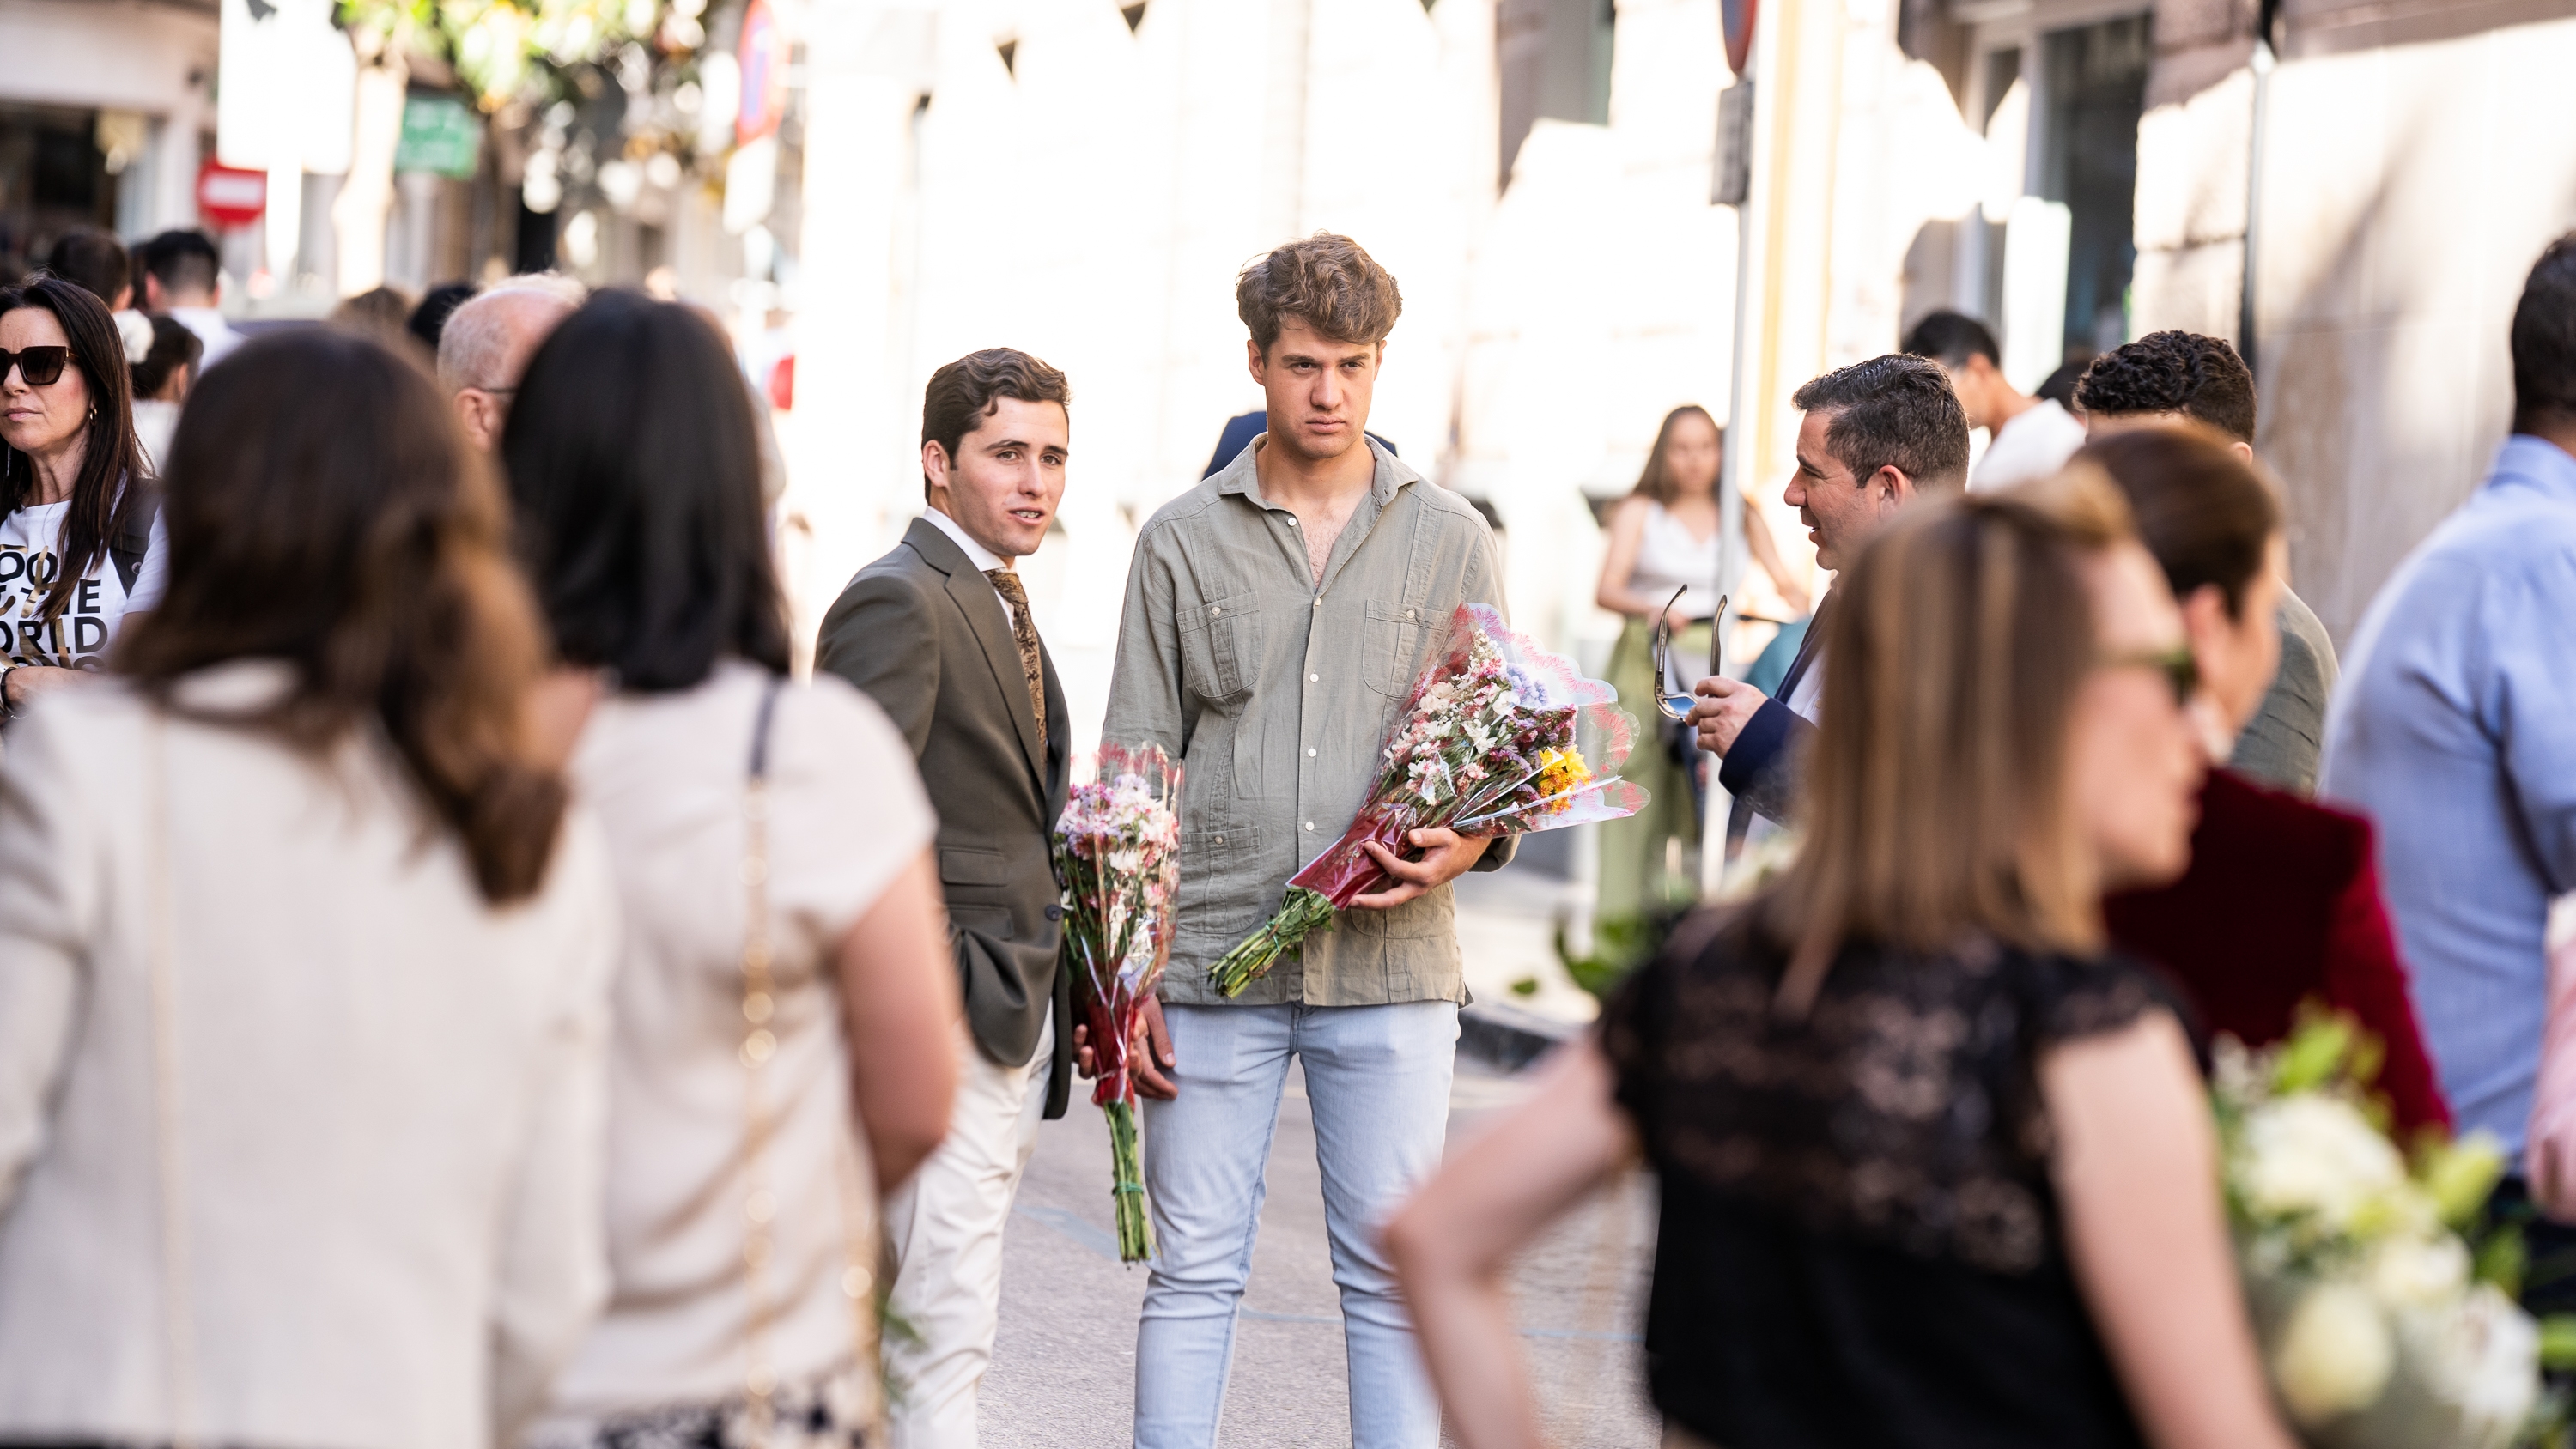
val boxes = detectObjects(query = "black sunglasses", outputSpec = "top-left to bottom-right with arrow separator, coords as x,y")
2103,644 -> 2200,707
0,347 -> 72,388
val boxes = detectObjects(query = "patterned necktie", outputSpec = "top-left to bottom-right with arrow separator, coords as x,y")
985,569 -> 1047,744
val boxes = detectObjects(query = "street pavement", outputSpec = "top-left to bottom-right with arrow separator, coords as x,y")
979,1050 -> 1661,1448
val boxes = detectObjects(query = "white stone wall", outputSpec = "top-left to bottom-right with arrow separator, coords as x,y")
2251,13 -> 2576,641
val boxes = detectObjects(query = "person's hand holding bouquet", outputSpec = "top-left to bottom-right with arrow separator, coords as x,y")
1054,744 -> 1184,1261
1208,603 -> 1648,997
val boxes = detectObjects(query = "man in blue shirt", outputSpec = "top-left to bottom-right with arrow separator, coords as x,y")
2321,235 -> 2576,1216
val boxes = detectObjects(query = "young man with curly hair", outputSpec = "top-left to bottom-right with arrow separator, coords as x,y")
2075,330 -> 2337,795
1101,233 -> 1510,1449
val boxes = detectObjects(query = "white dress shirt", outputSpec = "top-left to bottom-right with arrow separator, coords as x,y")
167,306 -> 244,367
1970,398 -> 2087,492
920,505 -> 1018,614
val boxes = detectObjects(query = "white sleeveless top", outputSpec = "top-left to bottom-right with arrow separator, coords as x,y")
1629,500 -> 1722,620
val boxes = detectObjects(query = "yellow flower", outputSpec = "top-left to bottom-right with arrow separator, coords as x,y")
1534,747 -> 1591,809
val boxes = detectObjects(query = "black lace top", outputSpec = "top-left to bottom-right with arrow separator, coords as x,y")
1600,915 -> 2166,1449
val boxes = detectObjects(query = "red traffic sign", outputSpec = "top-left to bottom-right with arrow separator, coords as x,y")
196,162 -> 267,229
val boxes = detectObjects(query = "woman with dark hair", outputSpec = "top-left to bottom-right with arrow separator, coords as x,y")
127,312 -> 203,470
505,292 -> 957,1447
0,327 -> 618,1446
0,272 -> 164,705
2087,424 -> 2451,1136
1391,476 -> 2299,1448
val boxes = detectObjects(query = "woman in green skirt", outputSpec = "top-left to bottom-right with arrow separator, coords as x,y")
1593,406 -> 1727,924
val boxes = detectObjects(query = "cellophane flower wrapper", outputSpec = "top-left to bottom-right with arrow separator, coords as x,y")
1209,603 -> 1647,997
2213,1012 -> 2547,1447
1053,743 -> 1182,1263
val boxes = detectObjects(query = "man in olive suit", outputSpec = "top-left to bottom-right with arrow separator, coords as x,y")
816,348 -> 1076,1449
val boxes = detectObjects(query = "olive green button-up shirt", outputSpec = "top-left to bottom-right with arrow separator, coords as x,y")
1103,437 -> 1512,1007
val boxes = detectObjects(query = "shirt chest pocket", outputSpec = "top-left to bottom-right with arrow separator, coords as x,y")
1178,592 -> 1261,704
1364,601 -> 1433,697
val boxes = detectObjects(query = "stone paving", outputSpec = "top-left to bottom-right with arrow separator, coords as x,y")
980,1054 -> 1661,1448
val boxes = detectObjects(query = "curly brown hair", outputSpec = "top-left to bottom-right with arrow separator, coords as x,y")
2073,331 -> 2257,443
1236,232 -> 1403,355
118,328 -> 568,905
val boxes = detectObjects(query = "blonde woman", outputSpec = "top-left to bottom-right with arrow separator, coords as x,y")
1593,405 -> 1807,922
1396,476 -> 2297,1449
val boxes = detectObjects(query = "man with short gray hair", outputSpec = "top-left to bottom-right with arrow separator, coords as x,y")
436,276 -> 584,451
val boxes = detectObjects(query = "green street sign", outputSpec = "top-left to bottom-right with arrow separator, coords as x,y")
395,96 -> 480,180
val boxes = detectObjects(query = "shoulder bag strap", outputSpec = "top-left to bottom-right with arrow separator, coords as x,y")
145,704 -> 200,1449
112,487 -> 159,597
738,676 -> 786,1436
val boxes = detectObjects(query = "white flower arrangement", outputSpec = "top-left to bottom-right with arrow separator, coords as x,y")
2217,1016 -> 2549,1448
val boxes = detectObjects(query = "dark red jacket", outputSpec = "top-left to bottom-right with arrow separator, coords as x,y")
2103,768 -> 2453,1137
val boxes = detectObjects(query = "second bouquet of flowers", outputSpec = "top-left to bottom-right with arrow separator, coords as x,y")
2216,1013 -> 2543,1447
1208,603 -> 1647,997
1054,743 -> 1182,1263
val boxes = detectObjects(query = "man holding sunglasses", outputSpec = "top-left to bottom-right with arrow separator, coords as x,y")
1687,355 -> 1970,839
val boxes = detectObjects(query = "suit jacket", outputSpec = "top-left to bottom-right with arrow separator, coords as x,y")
2227,587 -> 2339,797
816,518 -> 1073,1119
1722,594 -> 1830,838
2102,767 -> 2451,1137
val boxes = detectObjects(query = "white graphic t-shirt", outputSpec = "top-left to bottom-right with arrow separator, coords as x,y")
0,500 -> 169,670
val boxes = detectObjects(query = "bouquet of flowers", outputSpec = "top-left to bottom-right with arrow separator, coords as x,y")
1208,603 -> 1647,997
1053,743 -> 1182,1263
2216,1012 -> 2546,1447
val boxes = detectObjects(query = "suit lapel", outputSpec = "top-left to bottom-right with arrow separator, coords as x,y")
1775,593 -> 1832,706
908,518 -> 1048,788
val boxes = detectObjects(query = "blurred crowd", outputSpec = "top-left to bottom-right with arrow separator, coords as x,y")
1,217 -> 2574,1449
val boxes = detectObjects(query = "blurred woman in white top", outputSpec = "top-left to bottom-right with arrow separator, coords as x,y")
0,327 -> 619,1449
504,291 -> 958,1448
1592,404 -> 1802,923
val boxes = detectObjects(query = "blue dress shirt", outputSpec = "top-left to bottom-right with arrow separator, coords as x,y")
2321,435 -> 2576,1159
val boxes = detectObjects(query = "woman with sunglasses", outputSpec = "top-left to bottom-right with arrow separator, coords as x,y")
0,274 -> 162,714
1388,475 -> 2298,1448
2089,424 -> 2451,1136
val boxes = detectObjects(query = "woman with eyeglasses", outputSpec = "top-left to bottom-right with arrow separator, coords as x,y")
2088,424 -> 2451,1136
1389,475 -> 2299,1449
0,274 -> 165,715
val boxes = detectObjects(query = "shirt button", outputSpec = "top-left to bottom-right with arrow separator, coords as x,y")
1312,598 -> 1321,608
1211,605 -> 1222,616
1215,835 -> 1225,844
1307,747 -> 1317,757
1309,673 -> 1319,682
1303,821 -> 1315,831
1286,518 -> 1298,526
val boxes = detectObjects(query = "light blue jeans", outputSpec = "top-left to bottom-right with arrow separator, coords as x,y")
1132,1001 -> 1460,1449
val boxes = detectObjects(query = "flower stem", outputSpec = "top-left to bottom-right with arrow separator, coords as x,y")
1206,887 -> 1336,997
1104,1095 -> 1153,1264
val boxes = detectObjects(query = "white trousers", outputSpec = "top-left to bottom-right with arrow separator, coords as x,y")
880,1014 -> 1053,1449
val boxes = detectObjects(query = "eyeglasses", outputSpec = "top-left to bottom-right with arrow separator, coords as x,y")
2102,643 -> 2199,707
0,347 -> 71,388
1650,585 -> 1726,721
